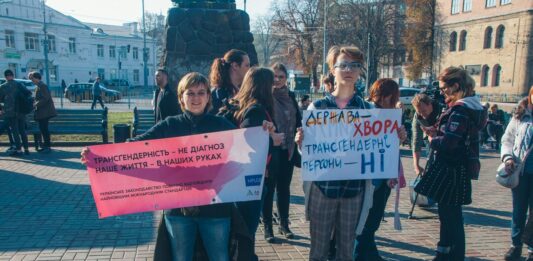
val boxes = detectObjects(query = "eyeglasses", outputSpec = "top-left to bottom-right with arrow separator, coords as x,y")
439,85 -> 450,92
334,62 -> 363,71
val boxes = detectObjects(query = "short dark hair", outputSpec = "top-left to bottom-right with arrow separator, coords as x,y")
4,69 -> 14,77
300,94 -> 310,103
156,68 -> 168,76
30,72 -> 42,80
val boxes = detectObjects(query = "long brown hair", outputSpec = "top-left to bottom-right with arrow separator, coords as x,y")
438,66 -> 476,97
231,67 -> 274,122
368,78 -> 400,107
209,49 -> 248,94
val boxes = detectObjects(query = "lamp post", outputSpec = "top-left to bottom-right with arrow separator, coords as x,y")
142,0 -> 148,90
41,0 -> 50,87
322,0 -> 328,82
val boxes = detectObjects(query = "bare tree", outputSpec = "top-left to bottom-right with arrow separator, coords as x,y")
253,15 -> 283,66
328,0 -> 405,87
272,0 -> 322,88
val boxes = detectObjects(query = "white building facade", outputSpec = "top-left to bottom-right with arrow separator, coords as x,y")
0,0 -> 157,87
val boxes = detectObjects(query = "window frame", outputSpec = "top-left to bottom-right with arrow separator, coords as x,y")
5,30 -> 15,49
68,37 -> 76,54
47,34 -> 56,52
486,0 -> 496,8
109,45 -> 116,59
451,0 -> 461,14
97,44 -> 104,58
463,0 -> 473,12
24,32 -> 39,51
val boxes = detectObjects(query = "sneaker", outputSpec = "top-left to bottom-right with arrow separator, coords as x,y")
8,150 -> 22,156
504,246 -> 521,261
278,219 -> 295,239
432,251 -> 450,261
37,147 -> 51,153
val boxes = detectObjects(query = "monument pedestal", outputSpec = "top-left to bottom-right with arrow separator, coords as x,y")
163,6 -> 257,83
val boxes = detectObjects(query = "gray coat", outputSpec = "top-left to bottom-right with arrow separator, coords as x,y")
501,110 -> 532,164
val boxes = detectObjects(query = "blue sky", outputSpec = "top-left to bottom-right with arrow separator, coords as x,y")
46,0 -> 274,25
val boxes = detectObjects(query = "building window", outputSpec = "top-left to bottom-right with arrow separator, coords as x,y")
5,30 -> 15,48
146,48 -> 150,60
486,0 -> 496,7
492,64 -> 501,86
47,35 -> 56,52
459,30 -> 467,51
109,46 -> 116,58
97,68 -> 105,80
481,65 -> 490,87
500,0 -> 511,5
451,0 -> 461,14
49,66 -> 58,82
97,44 -> 104,57
495,25 -> 505,48
24,32 -> 39,51
133,69 -> 140,83
133,47 -> 139,60
449,31 -> 457,52
483,27 -> 493,49
119,46 -> 127,59
68,37 -> 76,53
463,0 -> 472,11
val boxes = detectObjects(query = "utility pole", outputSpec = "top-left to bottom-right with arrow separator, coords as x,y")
365,32 -> 370,96
429,0 -> 436,82
244,0 -> 247,11
42,0 -> 50,87
322,0 -> 328,83
142,0 -> 148,89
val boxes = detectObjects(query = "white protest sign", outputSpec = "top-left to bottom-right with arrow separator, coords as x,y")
301,109 -> 401,181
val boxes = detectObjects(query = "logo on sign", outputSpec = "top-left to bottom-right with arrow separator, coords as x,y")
245,174 -> 262,187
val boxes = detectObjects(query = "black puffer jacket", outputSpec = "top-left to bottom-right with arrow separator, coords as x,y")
0,80 -> 31,118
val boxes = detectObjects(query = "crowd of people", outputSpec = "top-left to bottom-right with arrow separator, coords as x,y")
4,44 -> 533,260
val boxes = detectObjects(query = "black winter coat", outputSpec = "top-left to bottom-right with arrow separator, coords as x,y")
154,85 -> 181,123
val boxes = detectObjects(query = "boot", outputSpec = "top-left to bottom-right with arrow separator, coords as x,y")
504,246 -> 522,261
278,219 -> 294,239
263,223 -> 275,243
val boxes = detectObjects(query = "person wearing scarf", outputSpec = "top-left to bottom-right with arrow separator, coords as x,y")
262,63 -> 302,243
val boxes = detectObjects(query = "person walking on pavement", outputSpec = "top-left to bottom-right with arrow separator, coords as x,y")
415,66 -> 487,261
209,49 -> 250,114
0,69 -> 31,156
91,77 -> 105,110
501,86 -> 533,261
29,72 -> 57,153
154,69 -> 181,123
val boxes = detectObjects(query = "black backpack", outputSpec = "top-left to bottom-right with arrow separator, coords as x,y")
17,86 -> 34,115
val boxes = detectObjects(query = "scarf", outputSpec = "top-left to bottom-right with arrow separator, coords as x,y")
273,86 -> 297,158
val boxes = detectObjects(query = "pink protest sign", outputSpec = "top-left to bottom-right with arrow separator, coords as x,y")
85,127 -> 269,218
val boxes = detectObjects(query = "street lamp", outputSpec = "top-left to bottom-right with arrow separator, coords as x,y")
322,0 -> 328,81
142,0 -> 148,90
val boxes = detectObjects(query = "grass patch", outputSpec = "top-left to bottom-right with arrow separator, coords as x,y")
0,112 -> 134,143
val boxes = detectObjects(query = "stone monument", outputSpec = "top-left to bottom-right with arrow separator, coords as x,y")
163,0 -> 258,83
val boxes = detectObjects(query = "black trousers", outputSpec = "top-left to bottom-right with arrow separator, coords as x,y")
0,118 -> 15,148
354,182 -> 391,260
6,117 -> 28,151
262,147 -> 294,222
37,118 -> 51,148
91,96 -> 105,109
438,204 -> 465,260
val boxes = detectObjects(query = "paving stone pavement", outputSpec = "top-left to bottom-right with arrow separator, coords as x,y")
0,147 -> 526,260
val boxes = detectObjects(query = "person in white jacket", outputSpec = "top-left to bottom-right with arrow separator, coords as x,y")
501,89 -> 533,261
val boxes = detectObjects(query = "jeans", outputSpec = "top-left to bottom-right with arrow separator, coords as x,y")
437,204 -> 465,260
38,118 -> 51,148
354,182 -> 391,260
262,148 -> 294,222
91,96 -> 105,110
511,171 -> 533,250
164,215 -> 230,261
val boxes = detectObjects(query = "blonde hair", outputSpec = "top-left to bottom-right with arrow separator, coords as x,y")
326,45 -> 364,73
438,66 -> 476,97
177,72 -> 211,112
